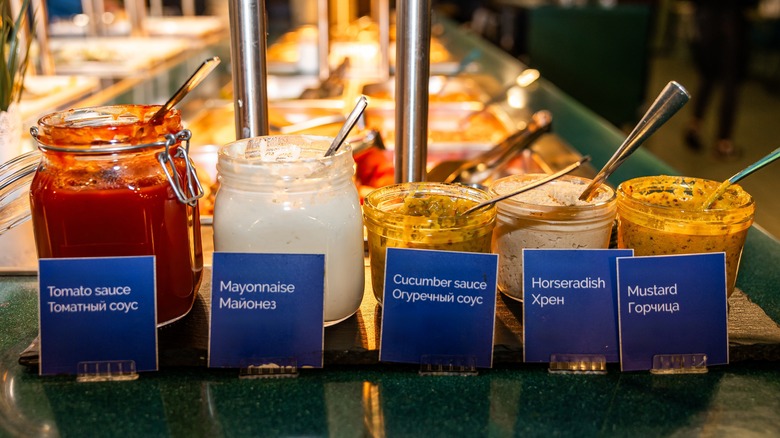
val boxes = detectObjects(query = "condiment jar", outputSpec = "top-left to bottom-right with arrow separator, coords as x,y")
213,135 -> 364,326
29,105 -> 204,326
363,182 -> 496,303
490,174 -> 617,301
616,175 -> 755,297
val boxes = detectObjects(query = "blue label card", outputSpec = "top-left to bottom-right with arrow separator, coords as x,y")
617,253 -> 729,372
38,256 -> 158,375
523,249 -> 633,363
209,252 -> 325,369
379,248 -> 498,368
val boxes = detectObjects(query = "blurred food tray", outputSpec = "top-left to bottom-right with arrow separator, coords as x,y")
19,76 -> 100,121
50,37 -> 189,77
144,16 -> 225,38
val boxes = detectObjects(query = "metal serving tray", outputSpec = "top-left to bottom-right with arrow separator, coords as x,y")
49,37 -> 189,77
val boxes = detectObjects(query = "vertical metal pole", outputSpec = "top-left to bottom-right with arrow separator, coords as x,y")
182,0 -> 196,16
125,0 -> 148,37
372,0 -> 390,80
394,0 -> 431,182
228,0 -> 269,140
149,0 -> 163,16
30,0 -> 56,75
80,0 -> 100,36
82,0 -> 107,36
317,0 -> 329,80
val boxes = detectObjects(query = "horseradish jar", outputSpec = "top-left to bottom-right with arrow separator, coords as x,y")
213,135 -> 364,326
30,105 -> 204,326
490,174 -> 617,301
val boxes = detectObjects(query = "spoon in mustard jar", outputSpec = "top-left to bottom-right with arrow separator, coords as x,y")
578,81 -> 690,202
701,146 -> 780,210
459,155 -> 591,216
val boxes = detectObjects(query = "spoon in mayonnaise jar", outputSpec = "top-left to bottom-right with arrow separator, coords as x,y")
460,156 -> 590,216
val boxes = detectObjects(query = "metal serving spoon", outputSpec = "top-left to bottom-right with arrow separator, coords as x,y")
149,56 -> 221,124
702,146 -> 780,209
427,109 -> 552,185
578,81 -> 690,202
324,95 -> 369,157
460,155 -> 590,216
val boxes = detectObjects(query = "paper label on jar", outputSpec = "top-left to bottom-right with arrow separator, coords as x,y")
38,256 -> 158,375
379,248 -> 498,368
522,248 -> 632,363
208,252 -> 325,369
617,253 -> 729,371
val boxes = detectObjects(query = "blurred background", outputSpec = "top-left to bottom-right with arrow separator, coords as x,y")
428,0 -> 780,239
21,0 -> 780,239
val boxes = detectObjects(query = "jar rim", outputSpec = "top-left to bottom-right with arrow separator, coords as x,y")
490,174 -> 617,215
217,135 -> 355,187
617,175 -> 755,214
363,182 -> 496,231
33,104 -> 182,153
218,134 -> 350,165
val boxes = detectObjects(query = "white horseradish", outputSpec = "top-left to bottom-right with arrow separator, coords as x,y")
490,174 -> 617,301
213,135 -> 364,326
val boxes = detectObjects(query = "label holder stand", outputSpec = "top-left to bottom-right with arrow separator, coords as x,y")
548,354 -> 607,374
239,357 -> 299,379
77,360 -> 139,382
419,355 -> 478,376
650,353 -> 708,374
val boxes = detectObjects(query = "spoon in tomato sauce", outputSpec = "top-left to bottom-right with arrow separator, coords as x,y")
149,56 -> 221,124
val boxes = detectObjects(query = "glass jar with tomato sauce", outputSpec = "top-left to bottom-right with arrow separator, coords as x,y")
29,105 -> 204,326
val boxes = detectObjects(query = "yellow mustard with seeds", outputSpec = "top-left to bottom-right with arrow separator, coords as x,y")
616,176 -> 755,296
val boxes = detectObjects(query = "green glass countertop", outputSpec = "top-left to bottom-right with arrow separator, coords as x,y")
3,353 -> 780,436
1,274 -> 780,437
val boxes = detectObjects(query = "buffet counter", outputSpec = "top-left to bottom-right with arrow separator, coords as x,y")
1,21 -> 779,437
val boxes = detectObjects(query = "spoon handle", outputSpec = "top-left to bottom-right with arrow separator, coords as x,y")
149,57 -> 221,124
729,146 -> 780,185
461,156 -> 590,216
702,146 -> 780,209
444,110 -> 552,184
324,95 -> 369,157
579,81 -> 690,201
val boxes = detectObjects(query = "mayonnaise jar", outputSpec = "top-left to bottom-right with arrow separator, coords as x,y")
213,135 -> 364,326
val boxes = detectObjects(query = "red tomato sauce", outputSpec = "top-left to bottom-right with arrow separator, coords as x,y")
30,105 -> 202,325
30,157 -> 203,324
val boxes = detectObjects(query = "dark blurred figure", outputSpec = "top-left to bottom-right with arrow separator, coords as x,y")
685,0 -> 758,159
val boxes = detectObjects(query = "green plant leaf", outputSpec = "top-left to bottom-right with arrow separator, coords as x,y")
1,0 -> 33,112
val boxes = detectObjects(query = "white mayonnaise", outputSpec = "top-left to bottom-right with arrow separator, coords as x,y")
213,135 -> 364,326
